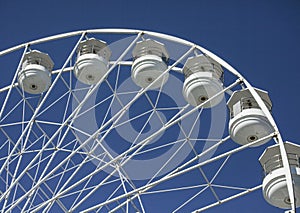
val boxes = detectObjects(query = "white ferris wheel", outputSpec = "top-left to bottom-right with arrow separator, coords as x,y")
0,29 -> 299,213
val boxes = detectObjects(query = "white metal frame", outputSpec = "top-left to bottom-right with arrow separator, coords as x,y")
0,29 -> 295,212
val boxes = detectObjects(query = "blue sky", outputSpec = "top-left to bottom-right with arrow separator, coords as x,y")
0,0 -> 300,212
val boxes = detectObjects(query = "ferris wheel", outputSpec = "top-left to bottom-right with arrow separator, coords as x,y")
0,29 -> 298,213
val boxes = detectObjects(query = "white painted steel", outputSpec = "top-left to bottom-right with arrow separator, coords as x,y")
0,29 -> 295,213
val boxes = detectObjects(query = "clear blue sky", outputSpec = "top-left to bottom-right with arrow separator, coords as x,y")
0,0 -> 299,212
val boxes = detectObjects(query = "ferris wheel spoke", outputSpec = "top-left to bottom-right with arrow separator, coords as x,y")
0,45 -> 29,120
112,108 -> 153,131
68,169 -> 102,211
35,119 -> 63,127
188,109 -> 203,138
132,138 -> 186,158
211,184 -> 249,191
0,83 -> 18,94
75,92 -> 114,120
184,132 -> 221,204
145,138 -> 191,185
36,143 -> 105,203
210,154 -> 231,184
0,128 -> 21,162
51,149 -> 85,196
36,90 -> 70,118
99,81 -> 122,128
0,121 -> 30,128
106,170 -> 141,213
99,182 -> 127,213
3,111 -> 87,210
143,80 -> 165,113
148,184 -> 210,195
191,185 -> 262,213
199,167 -> 220,200
172,185 -> 210,213
0,97 -> 24,123
122,178 -> 146,213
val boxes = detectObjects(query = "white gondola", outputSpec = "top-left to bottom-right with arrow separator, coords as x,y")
260,142 -> 300,209
182,55 -> 224,108
18,50 -> 53,94
227,88 -> 274,146
74,38 -> 111,85
131,39 -> 169,89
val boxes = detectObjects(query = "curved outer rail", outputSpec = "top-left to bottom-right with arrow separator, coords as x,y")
0,28 -> 295,212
